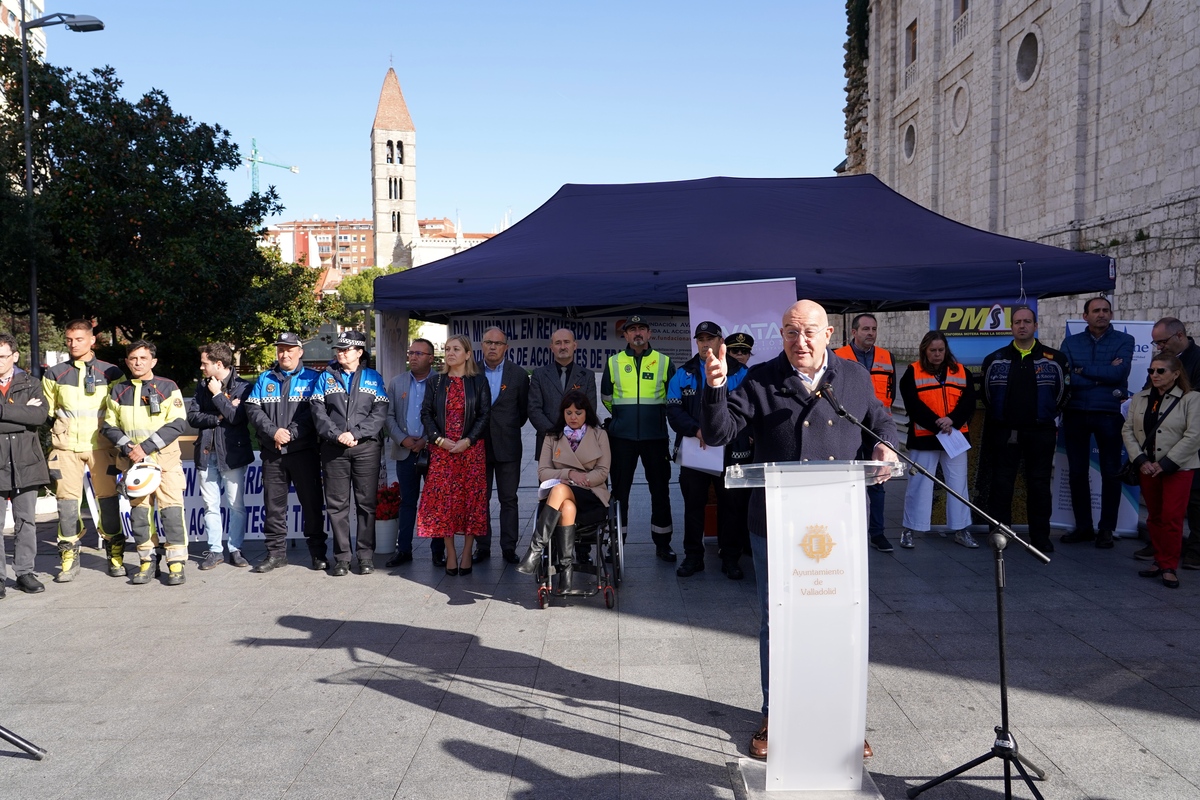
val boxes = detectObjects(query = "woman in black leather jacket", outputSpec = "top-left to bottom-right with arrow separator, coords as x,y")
417,334 -> 491,575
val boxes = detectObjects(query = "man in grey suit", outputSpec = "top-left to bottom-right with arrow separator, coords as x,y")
477,327 -> 530,563
528,328 -> 598,460
384,338 -> 438,567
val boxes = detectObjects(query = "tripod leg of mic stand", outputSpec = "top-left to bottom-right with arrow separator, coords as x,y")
905,751 -> 996,798
1016,750 -> 1046,780
1012,757 -> 1046,800
0,723 -> 48,760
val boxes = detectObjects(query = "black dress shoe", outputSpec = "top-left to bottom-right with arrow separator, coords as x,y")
254,555 -> 288,573
386,552 -> 413,567
15,573 -> 44,594
721,561 -> 745,580
1095,529 -> 1115,549
311,557 -> 329,571
502,550 -> 519,564
473,548 -> 492,561
330,561 -> 350,576
656,547 -> 677,563
357,559 -> 374,575
433,553 -> 447,568
1060,528 -> 1095,544
676,558 -> 704,577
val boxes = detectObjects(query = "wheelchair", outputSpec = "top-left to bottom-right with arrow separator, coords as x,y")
534,499 -> 623,609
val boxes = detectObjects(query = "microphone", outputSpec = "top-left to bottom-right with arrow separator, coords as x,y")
816,381 -> 849,418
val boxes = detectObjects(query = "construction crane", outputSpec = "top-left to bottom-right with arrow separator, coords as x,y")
243,138 -> 299,194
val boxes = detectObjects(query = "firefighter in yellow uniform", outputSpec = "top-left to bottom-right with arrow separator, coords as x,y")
834,312 -> 896,552
42,319 -> 126,582
99,340 -> 189,586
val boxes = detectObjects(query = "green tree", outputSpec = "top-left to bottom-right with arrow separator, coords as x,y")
0,39 -> 309,380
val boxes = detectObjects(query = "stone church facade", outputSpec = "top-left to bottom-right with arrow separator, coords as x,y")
841,0 -> 1198,359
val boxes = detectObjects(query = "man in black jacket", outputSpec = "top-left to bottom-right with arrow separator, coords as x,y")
701,300 -> 898,762
475,327 -> 529,563
187,342 -> 254,570
0,334 -> 50,595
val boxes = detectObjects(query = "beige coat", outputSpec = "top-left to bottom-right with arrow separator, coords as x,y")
538,426 -> 611,506
1122,385 -> 1200,471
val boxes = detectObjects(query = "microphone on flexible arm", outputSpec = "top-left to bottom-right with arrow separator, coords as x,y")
815,381 -> 848,418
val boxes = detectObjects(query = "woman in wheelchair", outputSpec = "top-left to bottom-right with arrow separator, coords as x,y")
517,390 -> 610,593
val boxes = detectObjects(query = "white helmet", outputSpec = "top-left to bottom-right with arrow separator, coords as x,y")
120,461 -> 162,499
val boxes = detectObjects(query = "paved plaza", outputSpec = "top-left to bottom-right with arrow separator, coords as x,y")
2,438 -> 1200,799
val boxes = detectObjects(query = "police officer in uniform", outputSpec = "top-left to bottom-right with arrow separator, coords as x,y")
245,332 -> 327,572
42,319 -> 125,582
99,340 -> 189,585
601,315 -> 676,560
311,331 -> 390,576
667,322 -> 750,579
834,312 -> 896,552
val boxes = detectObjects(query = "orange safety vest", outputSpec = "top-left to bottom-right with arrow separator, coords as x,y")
834,345 -> 895,409
910,362 -> 969,436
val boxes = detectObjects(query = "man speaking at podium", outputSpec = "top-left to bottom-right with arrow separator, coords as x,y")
700,299 -> 898,761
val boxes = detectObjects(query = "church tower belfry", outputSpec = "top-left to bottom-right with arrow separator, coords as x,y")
371,68 -> 416,269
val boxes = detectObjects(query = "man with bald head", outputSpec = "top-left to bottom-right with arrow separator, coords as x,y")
529,327 -> 598,460
701,299 -> 898,761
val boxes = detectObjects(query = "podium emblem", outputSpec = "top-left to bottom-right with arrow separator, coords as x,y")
800,525 -> 836,563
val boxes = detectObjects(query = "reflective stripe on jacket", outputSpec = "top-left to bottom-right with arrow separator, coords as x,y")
100,377 -> 187,457
834,345 -> 894,409
602,347 -> 671,440
910,362 -> 969,436
42,357 -> 125,452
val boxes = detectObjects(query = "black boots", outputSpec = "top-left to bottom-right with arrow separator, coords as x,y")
556,524 -> 585,595
518,505 -> 561,574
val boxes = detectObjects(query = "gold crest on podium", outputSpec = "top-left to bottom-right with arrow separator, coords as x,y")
800,525 -> 836,563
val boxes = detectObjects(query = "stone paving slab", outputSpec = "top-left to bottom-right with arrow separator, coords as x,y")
2,432 -> 1200,798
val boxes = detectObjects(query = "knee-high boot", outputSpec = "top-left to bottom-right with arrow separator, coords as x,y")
556,524 -> 583,594
518,505 -> 561,574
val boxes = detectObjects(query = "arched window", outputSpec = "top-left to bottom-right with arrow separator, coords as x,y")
386,141 -> 394,164
397,179 -> 403,200
391,211 -> 397,232
396,142 -> 404,164
387,178 -> 393,200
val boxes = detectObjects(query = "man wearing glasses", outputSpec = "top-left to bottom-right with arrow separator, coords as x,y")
42,319 -> 125,583
476,327 -> 530,563
700,300 -> 898,761
0,334 -> 50,595
386,338 -> 438,566
1139,318 -> 1200,567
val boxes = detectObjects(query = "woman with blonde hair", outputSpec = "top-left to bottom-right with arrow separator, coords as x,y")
417,335 -> 491,576
1123,353 -> 1200,589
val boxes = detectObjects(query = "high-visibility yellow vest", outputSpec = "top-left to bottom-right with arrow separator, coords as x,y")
608,349 -> 669,407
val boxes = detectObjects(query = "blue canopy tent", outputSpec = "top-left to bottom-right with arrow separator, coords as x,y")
374,174 -> 1113,322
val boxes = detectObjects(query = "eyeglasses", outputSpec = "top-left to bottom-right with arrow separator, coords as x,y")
783,328 -> 826,342
482,340 -> 507,347
406,350 -> 432,357
0,352 -> 15,360
1152,334 -> 1179,347
1147,367 -> 1172,375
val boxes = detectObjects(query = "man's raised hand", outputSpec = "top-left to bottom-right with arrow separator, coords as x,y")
705,342 -> 728,388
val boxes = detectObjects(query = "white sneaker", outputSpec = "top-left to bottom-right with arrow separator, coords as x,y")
899,530 -> 915,549
954,529 -> 980,549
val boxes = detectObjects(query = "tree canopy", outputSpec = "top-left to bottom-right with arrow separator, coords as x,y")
0,38 -> 324,379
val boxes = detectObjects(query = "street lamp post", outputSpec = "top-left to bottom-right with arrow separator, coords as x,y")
19,2 -> 103,375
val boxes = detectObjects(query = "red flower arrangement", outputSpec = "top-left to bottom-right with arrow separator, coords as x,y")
376,482 -> 401,521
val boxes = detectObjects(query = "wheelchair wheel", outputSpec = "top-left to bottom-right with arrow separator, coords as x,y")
603,585 -> 615,609
537,585 -> 549,609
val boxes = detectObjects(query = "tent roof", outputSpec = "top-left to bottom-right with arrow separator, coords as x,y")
375,174 -> 1113,321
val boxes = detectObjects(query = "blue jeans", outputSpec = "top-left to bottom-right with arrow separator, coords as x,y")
395,455 -> 425,556
751,532 -> 769,717
199,463 -> 247,554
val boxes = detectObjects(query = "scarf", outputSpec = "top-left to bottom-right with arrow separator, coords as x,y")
563,424 -> 587,451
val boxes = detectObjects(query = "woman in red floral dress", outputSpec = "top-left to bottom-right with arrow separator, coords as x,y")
417,335 -> 491,575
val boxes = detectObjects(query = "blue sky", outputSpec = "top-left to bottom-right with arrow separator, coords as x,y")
43,1 -> 850,232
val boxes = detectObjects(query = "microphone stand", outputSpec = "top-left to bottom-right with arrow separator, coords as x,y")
816,382 -> 1047,800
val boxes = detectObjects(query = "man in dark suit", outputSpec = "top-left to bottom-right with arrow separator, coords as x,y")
477,327 -> 530,563
528,328 -> 597,460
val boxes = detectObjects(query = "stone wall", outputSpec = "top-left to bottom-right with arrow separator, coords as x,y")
846,0 -> 1200,341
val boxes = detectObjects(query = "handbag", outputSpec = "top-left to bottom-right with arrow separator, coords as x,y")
1116,394 -> 1183,486
414,447 -> 430,477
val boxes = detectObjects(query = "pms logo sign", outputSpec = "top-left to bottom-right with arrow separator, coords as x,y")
933,299 -> 1035,337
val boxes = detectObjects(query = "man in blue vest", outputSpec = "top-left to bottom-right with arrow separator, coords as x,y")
601,315 -> 676,560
